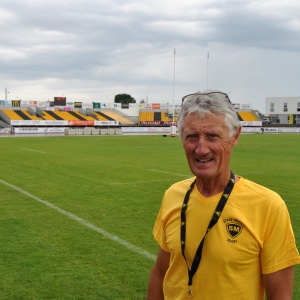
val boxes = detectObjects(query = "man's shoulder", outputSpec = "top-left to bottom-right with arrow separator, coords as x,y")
160,177 -> 196,211
162,177 -> 196,201
166,177 -> 196,193
235,176 -> 284,206
239,177 -> 280,195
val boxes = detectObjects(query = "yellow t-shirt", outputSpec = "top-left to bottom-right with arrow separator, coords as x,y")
153,176 -> 300,299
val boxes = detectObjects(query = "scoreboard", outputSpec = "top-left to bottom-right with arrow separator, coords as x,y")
54,97 -> 66,106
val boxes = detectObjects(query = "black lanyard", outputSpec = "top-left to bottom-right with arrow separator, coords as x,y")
180,171 -> 235,297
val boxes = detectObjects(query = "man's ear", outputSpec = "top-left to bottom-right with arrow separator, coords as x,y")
232,126 -> 242,147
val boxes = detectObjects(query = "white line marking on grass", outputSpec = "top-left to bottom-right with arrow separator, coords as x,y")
0,179 -> 156,261
148,169 -> 191,177
20,148 -> 45,153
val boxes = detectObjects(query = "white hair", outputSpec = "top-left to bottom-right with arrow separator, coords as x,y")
177,89 -> 241,139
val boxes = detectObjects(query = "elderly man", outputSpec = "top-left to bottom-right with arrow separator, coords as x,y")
147,90 -> 300,299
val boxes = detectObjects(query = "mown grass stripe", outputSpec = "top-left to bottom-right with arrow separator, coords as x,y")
0,178 -> 156,261
110,178 -> 182,185
148,169 -> 191,177
20,148 -> 45,153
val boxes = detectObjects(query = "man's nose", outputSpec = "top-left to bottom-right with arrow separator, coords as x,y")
195,138 -> 209,155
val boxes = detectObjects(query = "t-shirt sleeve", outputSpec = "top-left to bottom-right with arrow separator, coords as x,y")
261,201 -> 300,274
152,198 -> 170,253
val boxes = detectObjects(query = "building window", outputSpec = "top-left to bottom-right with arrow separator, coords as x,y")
283,103 -> 288,112
270,103 -> 274,112
297,103 -> 300,112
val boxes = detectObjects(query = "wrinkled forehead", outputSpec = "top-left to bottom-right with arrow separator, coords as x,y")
182,112 -> 228,131
183,111 -> 225,123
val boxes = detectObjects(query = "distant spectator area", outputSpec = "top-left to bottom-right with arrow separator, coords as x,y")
0,108 -> 135,125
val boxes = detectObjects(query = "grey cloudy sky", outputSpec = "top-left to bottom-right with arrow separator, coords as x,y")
1,0 -> 300,113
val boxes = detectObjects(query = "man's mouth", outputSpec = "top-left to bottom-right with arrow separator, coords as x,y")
195,158 -> 213,163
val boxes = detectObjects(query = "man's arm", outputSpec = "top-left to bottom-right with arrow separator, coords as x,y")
263,266 -> 294,300
147,247 -> 170,300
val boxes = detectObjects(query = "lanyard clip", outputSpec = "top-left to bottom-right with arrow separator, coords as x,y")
188,286 -> 193,298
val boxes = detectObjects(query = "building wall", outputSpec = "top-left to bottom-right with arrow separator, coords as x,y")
265,96 -> 300,115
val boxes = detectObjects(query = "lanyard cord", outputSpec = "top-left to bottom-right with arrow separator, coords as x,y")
180,171 -> 235,292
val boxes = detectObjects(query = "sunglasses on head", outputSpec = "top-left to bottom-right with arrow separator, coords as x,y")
182,92 -> 231,105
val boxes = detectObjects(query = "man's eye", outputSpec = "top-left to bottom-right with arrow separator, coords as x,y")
207,133 -> 218,138
185,134 -> 199,142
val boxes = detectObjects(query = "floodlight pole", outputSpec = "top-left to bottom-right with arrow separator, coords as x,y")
5,87 -> 9,101
172,48 -> 176,123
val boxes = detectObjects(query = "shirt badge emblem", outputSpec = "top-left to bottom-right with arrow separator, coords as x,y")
226,221 -> 243,238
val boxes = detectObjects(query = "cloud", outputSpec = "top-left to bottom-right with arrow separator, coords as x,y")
0,0 -> 300,112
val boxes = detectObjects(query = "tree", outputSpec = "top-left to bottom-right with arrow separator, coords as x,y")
114,93 -> 136,104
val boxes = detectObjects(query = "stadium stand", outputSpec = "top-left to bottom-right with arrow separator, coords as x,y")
44,111 -> 64,120
68,111 -> 95,121
161,111 -> 178,122
53,111 -> 76,120
2,109 -> 24,120
236,113 -> 243,121
161,112 -> 169,121
91,112 -> 105,121
138,111 -> 178,123
39,110 -> 96,121
0,107 -> 134,125
94,111 -> 113,121
16,110 -> 31,120
0,107 -> 257,126
154,112 -> 161,121
100,110 -> 135,125
139,111 -> 154,122
41,111 -> 57,120
238,111 -> 259,121
68,111 -> 86,120
1,109 -> 43,120
63,111 -> 94,121
21,110 -> 43,120
17,110 -> 31,120
0,109 -> 96,122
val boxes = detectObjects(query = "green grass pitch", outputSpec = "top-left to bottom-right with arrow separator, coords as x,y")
0,134 -> 299,299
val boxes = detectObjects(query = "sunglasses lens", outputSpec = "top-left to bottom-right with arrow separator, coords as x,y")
182,92 -> 231,104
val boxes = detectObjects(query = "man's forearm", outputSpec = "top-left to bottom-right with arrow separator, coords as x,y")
146,270 -> 164,300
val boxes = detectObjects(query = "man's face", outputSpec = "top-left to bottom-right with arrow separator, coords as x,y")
181,112 -> 240,180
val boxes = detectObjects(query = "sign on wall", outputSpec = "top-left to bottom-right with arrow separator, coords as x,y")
12,100 -> 21,107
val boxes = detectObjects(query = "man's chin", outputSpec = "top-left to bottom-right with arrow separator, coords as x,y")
191,169 -> 214,179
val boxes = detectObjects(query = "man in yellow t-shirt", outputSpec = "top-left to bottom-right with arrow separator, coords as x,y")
146,90 -> 300,299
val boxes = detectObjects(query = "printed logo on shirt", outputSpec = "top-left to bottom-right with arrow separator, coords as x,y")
223,218 -> 243,243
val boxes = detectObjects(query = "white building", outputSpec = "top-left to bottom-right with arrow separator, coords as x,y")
265,97 -> 300,124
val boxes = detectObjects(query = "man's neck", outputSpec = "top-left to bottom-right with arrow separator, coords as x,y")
196,174 -> 239,198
